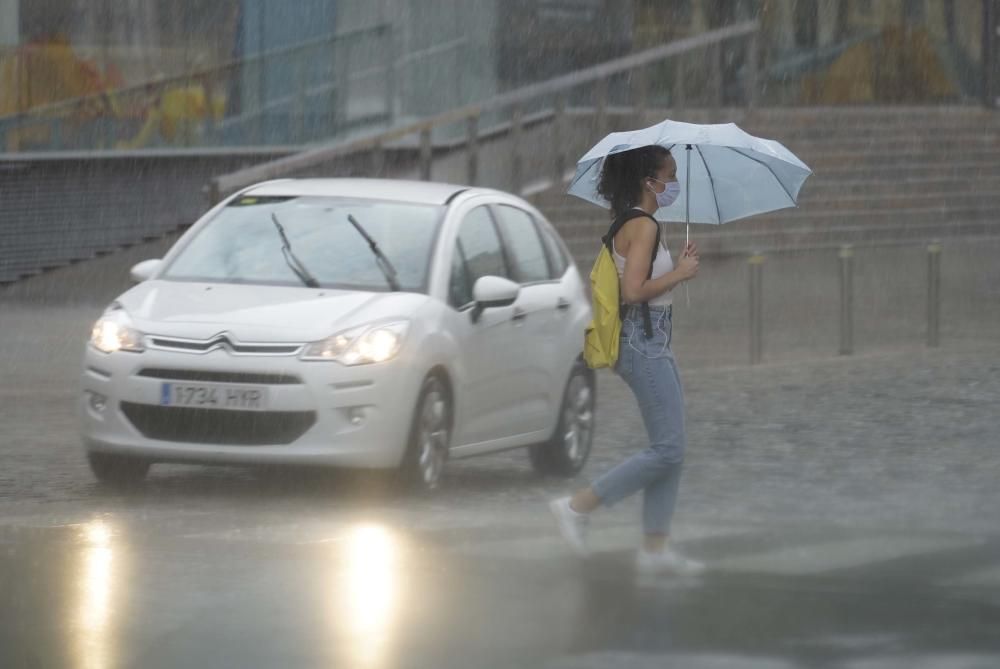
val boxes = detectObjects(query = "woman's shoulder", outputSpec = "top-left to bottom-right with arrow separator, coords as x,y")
621,212 -> 658,236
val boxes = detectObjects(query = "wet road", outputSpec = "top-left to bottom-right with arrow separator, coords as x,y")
3,508 -> 1000,669
2,302 -> 1000,668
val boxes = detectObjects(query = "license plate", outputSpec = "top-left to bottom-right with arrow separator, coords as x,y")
160,382 -> 269,411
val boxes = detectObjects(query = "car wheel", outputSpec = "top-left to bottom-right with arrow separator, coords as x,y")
87,452 -> 150,487
530,360 -> 595,477
399,375 -> 452,492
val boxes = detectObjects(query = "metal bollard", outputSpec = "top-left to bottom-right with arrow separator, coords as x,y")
594,78 -> 608,138
419,127 -> 432,181
672,59 -> 685,108
746,31 -> 760,108
466,114 -> 479,186
632,65 -> 649,126
749,254 -> 765,365
552,95 -> 566,186
370,140 -> 386,177
839,245 -> 854,355
511,105 -> 524,194
927,242 -> 942,347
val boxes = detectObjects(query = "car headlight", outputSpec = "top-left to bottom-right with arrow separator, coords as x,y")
90,308 -> 145,354
302,321 -> 409,365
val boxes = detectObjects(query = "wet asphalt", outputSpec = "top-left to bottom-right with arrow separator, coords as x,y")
1,286 -> 999,667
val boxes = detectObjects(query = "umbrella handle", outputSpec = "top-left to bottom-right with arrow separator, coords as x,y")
684,224 -> 690,307
685,145 -> 692,308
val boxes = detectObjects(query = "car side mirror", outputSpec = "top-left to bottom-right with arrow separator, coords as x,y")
130,259 -> 163,283
470,276 -> 520,323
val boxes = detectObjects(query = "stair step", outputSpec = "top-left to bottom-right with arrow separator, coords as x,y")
544,197 -> 1000,221
799,176 -> 1000,195
563,219 -> 998,262
784,141 -> 1000,158
782,191 -> 1000,210
809,165 -> 1000,181
805,150 -> 1000,169
745,119 -> 1000,133
744,106 -> 995,123
559,215 -> 999,240
541,190 -> 1000,216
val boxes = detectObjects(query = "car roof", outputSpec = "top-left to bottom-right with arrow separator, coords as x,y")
243,178 -> 474,206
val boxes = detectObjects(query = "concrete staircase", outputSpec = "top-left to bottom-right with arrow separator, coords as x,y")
535,106 -> 1000,266
4,106 -> 997,292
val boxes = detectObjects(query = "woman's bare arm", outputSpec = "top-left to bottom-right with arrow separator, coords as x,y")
619,218 -> 699,304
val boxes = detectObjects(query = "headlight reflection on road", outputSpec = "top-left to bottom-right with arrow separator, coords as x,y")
74,519 -> 118,669
336,524 -> 401,669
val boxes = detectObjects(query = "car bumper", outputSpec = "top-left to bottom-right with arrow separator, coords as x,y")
79,345 -> 421,469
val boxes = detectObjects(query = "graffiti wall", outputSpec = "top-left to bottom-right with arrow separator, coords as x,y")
0,0 -> 241,150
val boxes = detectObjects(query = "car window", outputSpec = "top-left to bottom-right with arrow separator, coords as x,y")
162,196 -> 442,292
449,243 -> 473,308
538,221 -> 569,279
493,205 -> 551,284
456,206 -> 508,287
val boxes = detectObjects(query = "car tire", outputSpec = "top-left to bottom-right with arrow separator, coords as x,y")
87,452 -> 150,487
529,360 -> 595,477
399,375 -> 452,493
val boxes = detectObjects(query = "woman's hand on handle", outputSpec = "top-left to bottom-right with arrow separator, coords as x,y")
677,241 -> 699,282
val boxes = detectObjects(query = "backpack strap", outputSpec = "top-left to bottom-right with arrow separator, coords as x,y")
602,210 -> 661,339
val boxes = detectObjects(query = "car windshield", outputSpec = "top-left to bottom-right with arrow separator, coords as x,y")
161,195 -> 443,291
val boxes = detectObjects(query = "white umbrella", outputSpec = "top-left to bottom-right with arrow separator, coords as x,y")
568,119 -> 813,243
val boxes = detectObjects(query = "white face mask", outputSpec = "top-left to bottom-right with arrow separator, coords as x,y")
648,178 -> 681,210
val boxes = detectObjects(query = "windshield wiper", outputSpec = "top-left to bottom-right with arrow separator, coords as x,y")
347,214 -> 400,291
271,214 -> 320,288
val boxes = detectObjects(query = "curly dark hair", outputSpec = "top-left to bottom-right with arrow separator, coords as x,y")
596,145 -> 673,218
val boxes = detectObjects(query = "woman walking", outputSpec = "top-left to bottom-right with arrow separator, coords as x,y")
550,144 -> 704,575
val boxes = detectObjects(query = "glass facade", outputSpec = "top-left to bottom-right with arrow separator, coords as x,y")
0,1 -> 995,154
758,0 -> 990,105
632,0 -> 991,107
0,0 -> 496,152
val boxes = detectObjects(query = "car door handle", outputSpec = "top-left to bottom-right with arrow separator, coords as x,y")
556,298 -> 571,311
511,308 -> 527,322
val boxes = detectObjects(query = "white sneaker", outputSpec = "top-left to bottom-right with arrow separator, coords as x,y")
549,497 -> 589,556
636,548 -> 706,576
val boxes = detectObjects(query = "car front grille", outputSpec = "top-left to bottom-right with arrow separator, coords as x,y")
137,368 -> 302,385
148,335 -> 302,356
120,402 -> 316,446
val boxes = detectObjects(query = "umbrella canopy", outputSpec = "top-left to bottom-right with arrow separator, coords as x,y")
568,119 -> 812,225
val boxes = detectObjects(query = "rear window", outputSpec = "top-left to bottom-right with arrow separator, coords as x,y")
494,205 -> 550,284
538,221 -> 570,278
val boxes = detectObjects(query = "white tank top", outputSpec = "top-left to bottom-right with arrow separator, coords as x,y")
611,209 -> 674,307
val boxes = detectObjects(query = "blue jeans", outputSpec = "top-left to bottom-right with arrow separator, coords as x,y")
592,305 -> 686,536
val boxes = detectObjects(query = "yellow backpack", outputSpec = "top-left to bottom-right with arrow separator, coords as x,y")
583,211 -> 661,369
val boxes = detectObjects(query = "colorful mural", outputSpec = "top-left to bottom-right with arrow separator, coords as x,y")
0,35 -> 122,149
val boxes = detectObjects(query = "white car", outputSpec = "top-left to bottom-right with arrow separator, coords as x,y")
80,178 -> 595,491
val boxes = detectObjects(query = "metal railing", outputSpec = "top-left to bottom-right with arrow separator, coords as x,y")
208,21 -> 761,202
0,23 -> 394,152
746,241 -> 951,365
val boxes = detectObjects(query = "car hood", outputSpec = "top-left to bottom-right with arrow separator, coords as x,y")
116,280 -> 428,342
